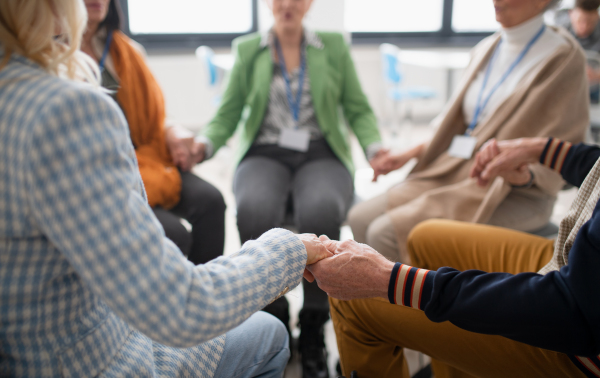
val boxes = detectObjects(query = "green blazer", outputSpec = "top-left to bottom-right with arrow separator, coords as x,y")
202,31 -> 382,175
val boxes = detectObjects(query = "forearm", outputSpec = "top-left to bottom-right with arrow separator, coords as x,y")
541,138 -> 600,187
387,261 -> 597,356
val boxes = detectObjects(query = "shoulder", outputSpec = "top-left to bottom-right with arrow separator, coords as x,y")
315,31 -> 346,46
232,33 -> 262,56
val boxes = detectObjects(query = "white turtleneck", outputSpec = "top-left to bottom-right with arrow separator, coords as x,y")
462,14 -> 568,129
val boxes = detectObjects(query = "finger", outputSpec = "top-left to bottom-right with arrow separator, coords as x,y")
320,239 -> 339,254
303,269 -> 315,282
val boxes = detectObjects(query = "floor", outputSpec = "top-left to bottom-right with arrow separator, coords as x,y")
192,120 -> 579,378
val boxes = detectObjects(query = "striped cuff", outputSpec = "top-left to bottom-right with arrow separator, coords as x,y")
540,137 -> 572,174
387,262 -> 435,310
570,355 -> 600,378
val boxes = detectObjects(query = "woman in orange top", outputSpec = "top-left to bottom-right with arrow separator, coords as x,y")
80,0 -> 225,264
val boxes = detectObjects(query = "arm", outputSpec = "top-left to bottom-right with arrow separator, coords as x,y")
26,87 -> 308,348
470,137 -> 600,188
310,228 -> 600,357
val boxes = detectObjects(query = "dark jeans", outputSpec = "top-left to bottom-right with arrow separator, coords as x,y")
153,172 -> 226,265
234,139 -> 354,311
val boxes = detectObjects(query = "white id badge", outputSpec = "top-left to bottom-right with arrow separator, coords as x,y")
278,129 -> 310,152
448,135 -> 478,159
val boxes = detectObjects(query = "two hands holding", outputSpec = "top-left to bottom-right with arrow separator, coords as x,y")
164,125 -> 207,172
296,234 -> 395,300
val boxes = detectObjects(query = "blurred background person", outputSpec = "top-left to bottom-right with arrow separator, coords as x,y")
555,0 -> 600,102
349,0 -> 589,264
80,0 -> 226,265
190,0 -> 386,375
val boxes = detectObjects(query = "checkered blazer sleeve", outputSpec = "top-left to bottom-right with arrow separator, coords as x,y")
24,84 -> 307,348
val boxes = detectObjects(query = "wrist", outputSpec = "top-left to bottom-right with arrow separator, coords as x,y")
526,137 -> 549,162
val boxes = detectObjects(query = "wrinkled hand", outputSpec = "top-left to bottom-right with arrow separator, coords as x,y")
190,141 -> 206,165
368,148 -> 390,182
306,236 -> 395,300
296,234 -> 334,282
469,137 -> 547,187
165,125 -> 195,171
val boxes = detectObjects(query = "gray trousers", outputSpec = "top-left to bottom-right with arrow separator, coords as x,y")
234,139 -> 354,310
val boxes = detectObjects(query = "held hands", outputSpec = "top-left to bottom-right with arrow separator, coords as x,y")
469,137 -> 548,187
369,149 -> 411,182
296,234 -> 334,282
306,236 -> 395,300
165,125 -> 195,171
369,144 -> 425,182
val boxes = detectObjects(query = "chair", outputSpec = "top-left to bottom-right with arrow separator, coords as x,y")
379,43 -> 436,137
195,45 -> 224,106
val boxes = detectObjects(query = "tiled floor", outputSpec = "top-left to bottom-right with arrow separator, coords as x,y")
192,121 -> 579,378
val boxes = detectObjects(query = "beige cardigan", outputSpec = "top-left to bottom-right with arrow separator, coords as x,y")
387,27 -> 589,236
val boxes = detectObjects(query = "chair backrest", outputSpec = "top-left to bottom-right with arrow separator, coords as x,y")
195,45 -> 218,87
379,43 -> 402,85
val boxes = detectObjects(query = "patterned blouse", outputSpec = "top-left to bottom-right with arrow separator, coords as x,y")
253,29 -> 324,145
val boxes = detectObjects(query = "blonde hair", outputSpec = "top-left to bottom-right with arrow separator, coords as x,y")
0,0 -> 99,84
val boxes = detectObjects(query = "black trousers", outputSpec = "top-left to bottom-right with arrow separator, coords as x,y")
233,139 -> 354,312
153,172 -> 226,265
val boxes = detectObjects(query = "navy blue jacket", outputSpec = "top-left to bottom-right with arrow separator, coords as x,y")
388,140 -> 600,377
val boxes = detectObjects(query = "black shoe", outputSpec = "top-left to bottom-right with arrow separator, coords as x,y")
299,309 -> 330,378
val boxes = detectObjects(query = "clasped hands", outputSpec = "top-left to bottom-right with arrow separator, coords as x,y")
165,125 -> 207,172
296,234 -> 395,300
469,137 -> 548,187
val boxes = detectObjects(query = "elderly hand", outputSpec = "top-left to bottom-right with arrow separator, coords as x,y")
296,234 -> 334,282
469,137 -> 548,187
306,236 -> 395,300
190,140 -> 206,165
165,125 -> 195,172
368,148 -> 390,182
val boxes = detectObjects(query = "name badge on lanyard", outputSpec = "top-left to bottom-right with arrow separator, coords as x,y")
448,24 -> 546,160
275,38 -> 311,152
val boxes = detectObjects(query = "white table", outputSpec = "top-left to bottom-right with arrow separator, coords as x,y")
398,50 -> 471,101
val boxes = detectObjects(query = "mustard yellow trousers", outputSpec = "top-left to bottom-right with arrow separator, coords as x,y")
330,219 -> 586,378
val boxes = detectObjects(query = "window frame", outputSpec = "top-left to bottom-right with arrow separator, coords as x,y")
121,0 -> 494,51
350,0 -> 493,47
119,0 -> 260,50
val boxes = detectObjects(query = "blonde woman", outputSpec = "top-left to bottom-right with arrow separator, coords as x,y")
0,0 -> 331,376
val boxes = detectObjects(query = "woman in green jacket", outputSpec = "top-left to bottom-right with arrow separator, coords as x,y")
193,0 -> 383,375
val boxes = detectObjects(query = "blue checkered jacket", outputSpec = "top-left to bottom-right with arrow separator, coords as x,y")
0,54 -> 307,377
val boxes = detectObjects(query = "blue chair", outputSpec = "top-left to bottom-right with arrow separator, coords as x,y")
195,45 -> 222,105
379,43 -> 436,134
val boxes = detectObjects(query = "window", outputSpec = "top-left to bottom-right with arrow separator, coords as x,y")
452,0 -> 499,32
127,0 -> 254,35
344,0 -> 444,33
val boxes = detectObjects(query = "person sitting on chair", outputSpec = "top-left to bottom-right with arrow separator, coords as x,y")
188,0 -> 386,375
348,0 -> 588,264
310,136 -> 600,378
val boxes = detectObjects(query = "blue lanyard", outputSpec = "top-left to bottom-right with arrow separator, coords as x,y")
275,38 -> 306,126
466,25 -> 546,135
98,30 -> 113,72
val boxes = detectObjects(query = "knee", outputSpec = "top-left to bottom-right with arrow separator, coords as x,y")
347,203 -> 367,233
252,311 -> 290,353
197,184 -> 226,214
296,197 -> 344,231
162,220 -> 192,256
407,219 -> 454,263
